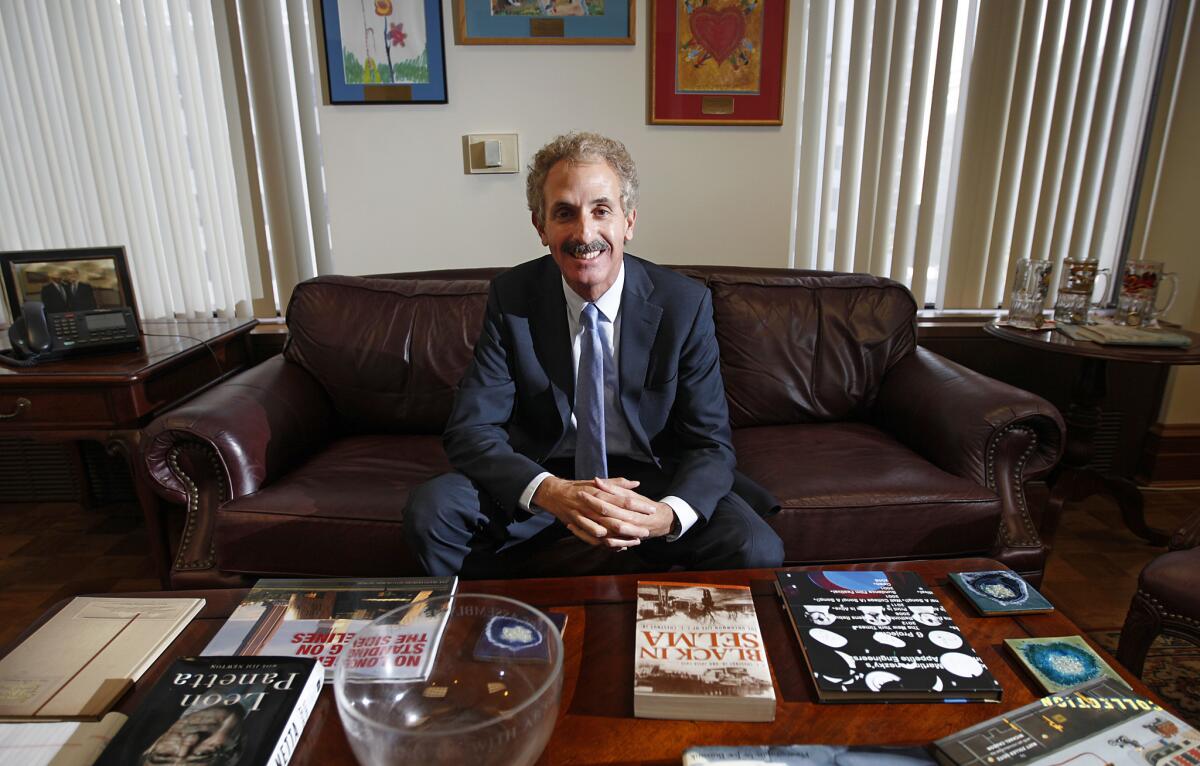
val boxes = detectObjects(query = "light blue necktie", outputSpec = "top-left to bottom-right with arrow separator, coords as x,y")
575,303 -> 607,480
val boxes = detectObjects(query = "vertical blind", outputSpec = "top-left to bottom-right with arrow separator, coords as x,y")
231,0 -> 332,314
0,0 -> 255,320
789,0 -> 1170,310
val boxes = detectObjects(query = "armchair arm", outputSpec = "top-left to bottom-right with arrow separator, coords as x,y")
140,356 -> 335,585
142,355 -> 335,503
873,347 -> 1065,560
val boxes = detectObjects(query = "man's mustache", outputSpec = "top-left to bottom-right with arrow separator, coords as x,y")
565,240 -> 608,256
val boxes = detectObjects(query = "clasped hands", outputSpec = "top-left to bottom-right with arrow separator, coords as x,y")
532,476 -> 675,549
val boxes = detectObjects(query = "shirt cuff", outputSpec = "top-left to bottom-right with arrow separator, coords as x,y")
660,496 -> 698,541
520,472 -> 554,512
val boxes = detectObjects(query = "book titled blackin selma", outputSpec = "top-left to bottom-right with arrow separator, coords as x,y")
776,570 -> 1001,703
634,581 -> 776,722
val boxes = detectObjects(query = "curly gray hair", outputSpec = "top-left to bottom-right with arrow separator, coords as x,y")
526,132 -> 639,227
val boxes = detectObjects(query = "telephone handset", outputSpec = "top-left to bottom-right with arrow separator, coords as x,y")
5,301 -> 140,364
8,301 -> 54,358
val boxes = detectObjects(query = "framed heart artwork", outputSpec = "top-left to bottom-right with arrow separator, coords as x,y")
649,0 -> 788,125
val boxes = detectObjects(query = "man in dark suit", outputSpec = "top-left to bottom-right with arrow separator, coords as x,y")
404,132 -> 783,577
40,266 -> 96,313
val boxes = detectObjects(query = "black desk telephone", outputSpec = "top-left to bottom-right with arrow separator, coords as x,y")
6,301 -> 140,363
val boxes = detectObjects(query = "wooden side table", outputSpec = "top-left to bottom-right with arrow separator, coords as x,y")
983,320 -> 1200,547
0,318 -> 258,585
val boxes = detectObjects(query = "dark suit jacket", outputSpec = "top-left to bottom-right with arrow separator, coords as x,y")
40,282 -> 96,313
443,254 -> 737,523
40,283 -> 69,313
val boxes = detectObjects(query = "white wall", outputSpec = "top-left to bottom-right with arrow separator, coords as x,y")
316,2 -> 803,276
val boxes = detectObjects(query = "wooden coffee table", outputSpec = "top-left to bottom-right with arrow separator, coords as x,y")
4,558 -> 1168,765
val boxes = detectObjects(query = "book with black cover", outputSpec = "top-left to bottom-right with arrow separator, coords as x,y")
202,577 -> 456,680
94,656 -> 322,766
933,677 -> 1199,766
776,570 -> 1001,702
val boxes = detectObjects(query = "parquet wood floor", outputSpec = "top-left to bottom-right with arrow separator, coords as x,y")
1,489 -> 1197,651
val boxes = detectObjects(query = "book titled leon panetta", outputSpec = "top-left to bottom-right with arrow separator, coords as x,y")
634,581 -> 775,723
94,656 -> 322,766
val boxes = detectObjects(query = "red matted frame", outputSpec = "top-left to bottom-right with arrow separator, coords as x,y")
649,0 -> 788,125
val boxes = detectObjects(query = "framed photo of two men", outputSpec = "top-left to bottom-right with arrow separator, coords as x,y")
649,0 -> 788,125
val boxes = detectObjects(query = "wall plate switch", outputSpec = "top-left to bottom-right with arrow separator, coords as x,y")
464,133 -> 519,174
483,140 -> 502,167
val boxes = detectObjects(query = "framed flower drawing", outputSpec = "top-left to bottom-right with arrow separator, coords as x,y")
649,0 -> 788,125
317,0 -> 448,104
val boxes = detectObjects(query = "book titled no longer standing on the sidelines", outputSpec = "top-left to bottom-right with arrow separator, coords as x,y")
202,577 -> 457,681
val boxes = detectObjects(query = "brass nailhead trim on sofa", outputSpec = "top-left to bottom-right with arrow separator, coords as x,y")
166,442 -> 227,571
987,424 -> 1040,548
1135,589 -> 1200,629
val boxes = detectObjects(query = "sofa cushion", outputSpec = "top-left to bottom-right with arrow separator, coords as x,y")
284,275 -> 489,434
699,271 -> 916,428
214,435 -> 449,577
734,423 -> 1001,562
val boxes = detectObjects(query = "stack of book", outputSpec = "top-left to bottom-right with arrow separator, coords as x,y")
0,576 -> 458,766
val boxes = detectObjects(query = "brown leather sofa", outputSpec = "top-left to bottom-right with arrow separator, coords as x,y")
141,267 -> 1065,589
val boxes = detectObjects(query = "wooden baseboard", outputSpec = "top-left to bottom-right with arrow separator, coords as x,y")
1137,423 -> 1200,485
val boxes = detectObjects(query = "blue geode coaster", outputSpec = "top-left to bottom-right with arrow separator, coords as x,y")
1023,641 -> 1099,686
949,570 -> 1054,615
473,612 -> 565,663
1005,635 -> 1129,693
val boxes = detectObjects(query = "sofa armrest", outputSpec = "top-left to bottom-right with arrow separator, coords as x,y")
873,347 -> 1065,557
142,355 -> 335,505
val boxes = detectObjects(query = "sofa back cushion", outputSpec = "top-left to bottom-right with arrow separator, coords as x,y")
284,273 -> 493,434
677,268 -> 917,428
285,267 -> 917,434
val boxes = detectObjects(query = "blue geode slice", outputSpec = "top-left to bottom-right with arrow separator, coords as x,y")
1022,641 -> 1100,686
961,571 -> 1029,604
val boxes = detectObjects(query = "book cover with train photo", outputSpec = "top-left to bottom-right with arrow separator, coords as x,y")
634,581 -> 775,722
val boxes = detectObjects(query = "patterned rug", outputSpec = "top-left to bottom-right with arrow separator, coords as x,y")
1091,630 -> 1200,728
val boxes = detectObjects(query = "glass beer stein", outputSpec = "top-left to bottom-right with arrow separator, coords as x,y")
1115,260 -> 1179,327
1053,260 -> 1110,325
1006,259 -> 1053,329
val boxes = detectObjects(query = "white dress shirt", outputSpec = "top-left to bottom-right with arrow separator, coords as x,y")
518,264 -> 699,541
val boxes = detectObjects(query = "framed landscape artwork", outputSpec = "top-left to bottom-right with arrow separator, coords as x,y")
454,0 -> 634,44
649,0 -> 788,125
317,0 -> 448,104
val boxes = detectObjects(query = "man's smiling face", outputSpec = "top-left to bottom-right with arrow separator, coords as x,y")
534,158 -> 636,302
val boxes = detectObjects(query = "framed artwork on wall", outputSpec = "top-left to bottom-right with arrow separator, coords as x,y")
453,0 -> 635,44
317,0 -> 448,104
649,0 -> 788,125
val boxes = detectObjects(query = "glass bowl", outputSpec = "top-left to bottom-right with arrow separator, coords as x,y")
334,594 -> 564,766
